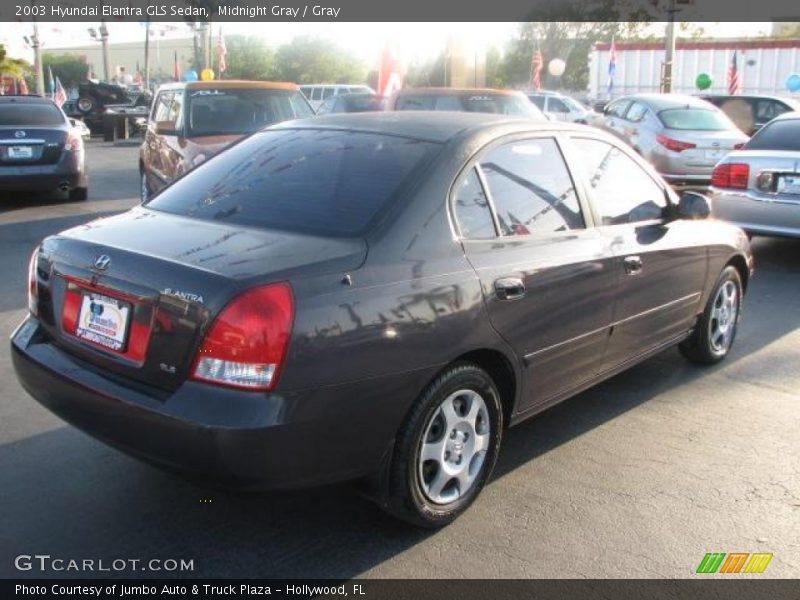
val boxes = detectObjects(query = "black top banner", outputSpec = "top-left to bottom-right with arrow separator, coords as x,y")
2,0 -> 799,22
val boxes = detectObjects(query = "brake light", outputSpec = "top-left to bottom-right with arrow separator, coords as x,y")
656,134 -> 696,152
27,247 -> 39,316
711,163 -> 750,189
64,131 -> 82,152
191,283 -> 294,391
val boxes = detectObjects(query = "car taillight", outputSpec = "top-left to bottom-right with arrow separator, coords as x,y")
656,134 -> 696,152
27,246 -> 39,317
711,163 -> 750,189
191,283 -> 294,391
64,131 -> 82,152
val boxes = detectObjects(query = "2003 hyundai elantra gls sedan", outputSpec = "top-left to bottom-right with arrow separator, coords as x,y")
12,112 -> 753,527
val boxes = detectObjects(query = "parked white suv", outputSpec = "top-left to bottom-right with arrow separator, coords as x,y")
299,84 -> 375,111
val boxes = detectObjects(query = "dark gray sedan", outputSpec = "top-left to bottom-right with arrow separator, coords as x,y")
12,112 -> 752,527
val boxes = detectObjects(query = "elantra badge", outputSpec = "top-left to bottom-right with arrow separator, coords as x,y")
14,130 -> 26,138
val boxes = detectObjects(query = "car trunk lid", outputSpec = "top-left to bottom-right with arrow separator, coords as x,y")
35,207 -> 367,392
669,128 -> 749,167
0,126 -> 66,165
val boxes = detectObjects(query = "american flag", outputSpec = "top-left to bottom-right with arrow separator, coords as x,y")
53,77 -> 67,107
727,50 -> 741,95
217,30 -> 227,74
530,47 -> 543,90
607,38 -> 617,96
173,50 -> 180,81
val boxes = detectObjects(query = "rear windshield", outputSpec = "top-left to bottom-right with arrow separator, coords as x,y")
745,118 -> 800,151
0,103 -> 65,126
185,89 -> 313,136
396,93 -> 544,119
658,108 -> 732,131
146,129 -> 440,237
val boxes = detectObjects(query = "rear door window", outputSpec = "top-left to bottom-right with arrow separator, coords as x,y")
625,102 -> 648,122
146,129 -> 440,237
479,138 -> 585,236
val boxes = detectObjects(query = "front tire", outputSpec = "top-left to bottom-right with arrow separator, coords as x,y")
383,363 -> 503,528
680,266 -> 743,364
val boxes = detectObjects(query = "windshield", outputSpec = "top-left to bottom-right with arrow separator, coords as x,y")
146,129 -> 440,237
745,118 -> 800,151
562,96 -> 587,112
185,89 -> 313,136
0,103 -> 65,126
658,108 -> 733,131
396,93 -> 545,119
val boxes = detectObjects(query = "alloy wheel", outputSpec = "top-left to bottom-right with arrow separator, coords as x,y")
709,280 -> 739,354
418,389 -> 491,505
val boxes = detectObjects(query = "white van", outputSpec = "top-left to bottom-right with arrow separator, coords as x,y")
299,84 -> 375,111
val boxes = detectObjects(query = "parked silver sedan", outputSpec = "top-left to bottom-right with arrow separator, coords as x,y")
709,112 -> 800,237
597,94 -> 749,185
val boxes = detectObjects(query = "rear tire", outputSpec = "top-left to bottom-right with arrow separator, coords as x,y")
679,266 -> 742,364
382,363 -> 503,528
69,187 -> 88,201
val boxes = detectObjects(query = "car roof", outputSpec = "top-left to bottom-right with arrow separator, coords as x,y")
395,87 -> 523,97
616,93 -> 716,111
0,95 -> 57,105
156,80 -> 298,92
272,111 -> 588,143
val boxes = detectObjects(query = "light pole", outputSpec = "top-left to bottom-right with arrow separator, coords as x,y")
27,21 -> 45,96
662,0 -> 677,92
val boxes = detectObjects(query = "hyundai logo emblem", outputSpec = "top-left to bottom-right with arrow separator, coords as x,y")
14,130 -> 26,138
93,255 -> 111,270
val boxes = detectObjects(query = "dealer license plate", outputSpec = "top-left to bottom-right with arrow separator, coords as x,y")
75,292 -> 131,352
776,175 -> 800,196
8,145 -> 33,159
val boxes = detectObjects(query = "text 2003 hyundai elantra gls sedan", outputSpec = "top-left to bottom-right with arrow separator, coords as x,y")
12,112 -> 753,527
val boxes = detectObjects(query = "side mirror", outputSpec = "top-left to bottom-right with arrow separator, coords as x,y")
677,191 -> 711,220
153,120 -> 177,136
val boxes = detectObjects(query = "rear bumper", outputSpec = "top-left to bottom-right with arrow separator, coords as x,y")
709,188 -> 800,238
0,160 -> 86,192
11,317 -> 421,489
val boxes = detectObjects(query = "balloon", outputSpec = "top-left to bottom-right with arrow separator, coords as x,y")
695,73 -> 712,90
200,68 -> 215,82
183,69 -> 198,82
548,58 -> 566,78
786,73 -> 800,93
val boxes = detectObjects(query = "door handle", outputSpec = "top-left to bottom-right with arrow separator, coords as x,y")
494,277 -> 526,301
623,255 -> 643,275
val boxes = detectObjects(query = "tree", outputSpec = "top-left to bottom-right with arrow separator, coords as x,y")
0,44 -> 31,79
42,53 -> 89,88
216,35 -> 277,80
274,36 -> 365,84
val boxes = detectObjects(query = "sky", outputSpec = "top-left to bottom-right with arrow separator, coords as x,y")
2,22 -> 776,68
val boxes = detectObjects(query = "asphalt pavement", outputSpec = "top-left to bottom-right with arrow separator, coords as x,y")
1,140 -> 798,578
